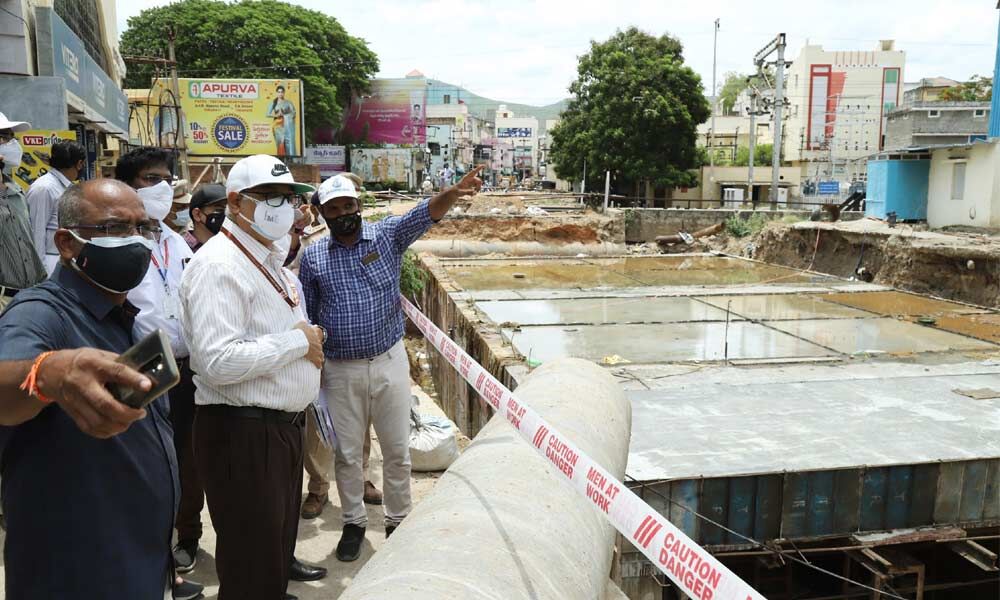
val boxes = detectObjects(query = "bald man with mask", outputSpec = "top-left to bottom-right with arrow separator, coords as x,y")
0,179 -> 178,599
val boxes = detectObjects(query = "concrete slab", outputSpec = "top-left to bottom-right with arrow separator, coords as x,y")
932,313 -> 1000,344
465,283 -> 874,303
444,255 -> 828,291
823,290 -> 991,317
502,322 -> 835,364
769,317 -> 998,355
626,372 -> 1000,481
696,294 -> 875,321
477,297 -> 733,326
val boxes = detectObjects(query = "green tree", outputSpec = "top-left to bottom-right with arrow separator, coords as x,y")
716,68 -> 775,115
732,143 -> 772,166
549,27 -> 710,190
939,75 -> 993,102
120,0 -> 378,142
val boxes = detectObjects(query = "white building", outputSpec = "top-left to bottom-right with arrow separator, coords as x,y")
925,140 -> 999,229
782,40 -> 906,182
494,104 -> 539,178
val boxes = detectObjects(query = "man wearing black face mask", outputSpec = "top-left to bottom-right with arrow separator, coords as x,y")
0,179 -> 178,599
299,166 -> 482,561
184,183 -> 227,252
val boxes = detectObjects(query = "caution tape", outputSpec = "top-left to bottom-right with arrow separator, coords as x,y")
401,296 -> 765,600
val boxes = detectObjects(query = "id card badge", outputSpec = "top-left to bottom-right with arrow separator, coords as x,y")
162,284 -> 180,320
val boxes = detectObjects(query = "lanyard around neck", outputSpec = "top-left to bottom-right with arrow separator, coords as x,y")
221,228 -> 299,308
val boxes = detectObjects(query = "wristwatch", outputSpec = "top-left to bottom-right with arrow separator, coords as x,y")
316,325 -> 328,344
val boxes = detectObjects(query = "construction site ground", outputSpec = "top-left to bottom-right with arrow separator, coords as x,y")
646,216 -> 1000,308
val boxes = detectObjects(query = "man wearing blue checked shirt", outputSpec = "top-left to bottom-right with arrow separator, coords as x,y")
299,166 -> 482,561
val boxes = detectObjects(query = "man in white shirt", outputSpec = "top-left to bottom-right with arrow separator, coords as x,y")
179,154 -> 325,600
114,147 -> 204,600
25,139 -> 86,273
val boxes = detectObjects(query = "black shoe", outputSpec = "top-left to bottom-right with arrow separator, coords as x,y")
385,525 -> 397,538
289,557 -> 327,582
336,524 -> 366,562
173,539 -> 199,574
284,594 -> 298,600
173,578 -> 204,600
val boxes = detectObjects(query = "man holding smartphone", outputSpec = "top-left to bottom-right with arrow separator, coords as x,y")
180,155 -> 324,600
0,179 -> 177,599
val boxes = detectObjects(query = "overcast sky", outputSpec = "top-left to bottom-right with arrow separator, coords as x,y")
117,0 -> 999,107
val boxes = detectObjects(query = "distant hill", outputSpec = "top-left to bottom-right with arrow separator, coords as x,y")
427,78 -> 570,134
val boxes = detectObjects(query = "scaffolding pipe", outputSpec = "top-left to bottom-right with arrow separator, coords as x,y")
342,358 -> 632,600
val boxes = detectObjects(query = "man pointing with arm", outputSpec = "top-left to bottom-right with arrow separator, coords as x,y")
299,166 -> 482,561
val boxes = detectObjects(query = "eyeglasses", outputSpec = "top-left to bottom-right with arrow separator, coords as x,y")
69,222 -> 162,240
0,132 -> 14,144
140,173 -> 174,185
240,192 -> 302,209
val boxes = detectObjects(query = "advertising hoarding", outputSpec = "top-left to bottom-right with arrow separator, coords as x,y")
11,130 -> 78,191
350,148 -> 413,184
152,78 -> 305,156
342,78 -> 426,144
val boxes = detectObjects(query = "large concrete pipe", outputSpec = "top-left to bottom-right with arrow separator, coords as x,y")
341,357 -> 632,600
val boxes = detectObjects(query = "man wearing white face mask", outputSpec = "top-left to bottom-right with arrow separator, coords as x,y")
115,147 -> 204,600
0,112 -> 46,312
179,154 -> 325,600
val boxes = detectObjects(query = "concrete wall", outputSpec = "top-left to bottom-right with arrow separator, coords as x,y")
623,207 -> 863,243
927,142 -> 999,228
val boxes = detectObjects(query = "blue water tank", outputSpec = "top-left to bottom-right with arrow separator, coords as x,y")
865,159 -> 929,221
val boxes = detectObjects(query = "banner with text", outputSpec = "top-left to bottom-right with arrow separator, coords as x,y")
151,78 -> 304,157
305,145 -> 347,179
342,78 -> 426,145
11,130 -> 78,192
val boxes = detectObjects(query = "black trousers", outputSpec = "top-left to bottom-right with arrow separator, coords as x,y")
169,361 -> 204,542
194,407 -> 304,600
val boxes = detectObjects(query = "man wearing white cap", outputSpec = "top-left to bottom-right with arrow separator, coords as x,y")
179,154 -> 325,600
299,167 -> 482,561
0,112 -> 45,311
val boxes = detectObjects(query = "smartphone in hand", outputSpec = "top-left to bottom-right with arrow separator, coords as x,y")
109,329 -> 181,409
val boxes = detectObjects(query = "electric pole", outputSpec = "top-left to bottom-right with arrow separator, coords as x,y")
770,35 -> 785,204
167,28 -> 191,182
709,18 -> 720,169
753,33 -> 787,205
747,86 -> 757,206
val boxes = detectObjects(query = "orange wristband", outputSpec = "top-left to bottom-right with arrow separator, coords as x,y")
19,350 -> 56,404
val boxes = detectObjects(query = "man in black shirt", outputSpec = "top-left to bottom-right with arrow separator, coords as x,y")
0,179 -> 179,599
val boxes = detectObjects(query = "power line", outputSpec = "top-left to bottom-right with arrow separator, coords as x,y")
623,474 -> 909,600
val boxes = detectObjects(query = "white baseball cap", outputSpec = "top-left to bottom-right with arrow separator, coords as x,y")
225,154 -> 315,195
0,112 -> 30,132
316,174 -> 359,204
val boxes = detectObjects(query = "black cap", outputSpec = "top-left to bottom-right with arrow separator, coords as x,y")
190,183 -> 227,212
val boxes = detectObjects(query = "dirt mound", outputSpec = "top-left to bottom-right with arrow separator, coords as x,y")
463,194 -> 525,215
754,222 -> 1000,308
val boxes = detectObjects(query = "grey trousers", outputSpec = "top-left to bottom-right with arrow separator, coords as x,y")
323,340 -> 412,527
303,406 -> 371,496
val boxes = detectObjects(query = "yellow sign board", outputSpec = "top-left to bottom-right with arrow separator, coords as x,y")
12,130 -> 77,192
151,78 -> 304,157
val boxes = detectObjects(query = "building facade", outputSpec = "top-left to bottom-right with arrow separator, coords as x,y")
884,102 -> 991,150
494,105 -> 539,180
902,77 -> 960,107
782,41 -> 906,183
0,0 -> 129,180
